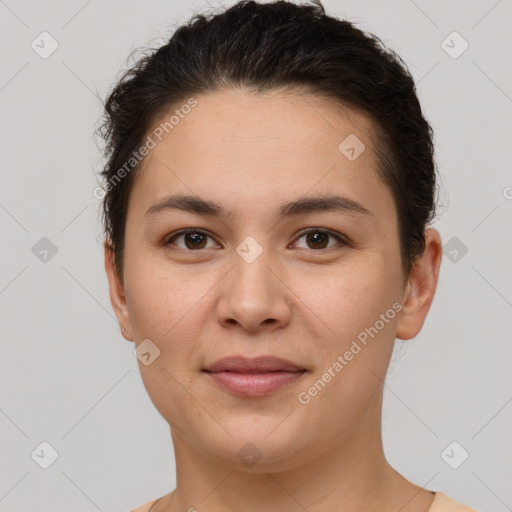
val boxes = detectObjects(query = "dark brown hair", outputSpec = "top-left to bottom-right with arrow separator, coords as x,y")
96,0 -> 438,281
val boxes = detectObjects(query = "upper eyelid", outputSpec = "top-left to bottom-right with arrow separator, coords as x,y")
165,228 -> 219,245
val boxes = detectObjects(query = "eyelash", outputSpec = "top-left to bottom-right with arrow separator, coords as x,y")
164,228 -> 348,252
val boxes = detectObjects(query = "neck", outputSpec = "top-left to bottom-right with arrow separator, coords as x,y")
159,388 -> 434,512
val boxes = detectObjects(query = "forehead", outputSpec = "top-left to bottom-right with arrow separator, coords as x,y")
128,88 -> 392,223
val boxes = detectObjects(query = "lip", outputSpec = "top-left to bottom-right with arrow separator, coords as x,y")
202,356 -> 307,397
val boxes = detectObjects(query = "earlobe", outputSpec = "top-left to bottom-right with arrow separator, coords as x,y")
396,229 -> 442,341
104,241 -> 134,342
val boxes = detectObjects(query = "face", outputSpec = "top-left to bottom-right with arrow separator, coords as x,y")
105,88 -> 440,472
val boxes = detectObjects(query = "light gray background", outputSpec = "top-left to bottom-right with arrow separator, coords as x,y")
1,1 -> 511,511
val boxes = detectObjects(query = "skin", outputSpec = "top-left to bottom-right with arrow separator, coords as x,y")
105,88 -> 442,512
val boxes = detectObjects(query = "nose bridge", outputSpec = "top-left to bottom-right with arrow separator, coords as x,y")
217,235 -> 291,330
231,236 -> 275,300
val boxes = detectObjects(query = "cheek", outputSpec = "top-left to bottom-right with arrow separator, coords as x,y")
124,255 -> 214,420
124,249 -> 223,386
125,245 -> 206,337
291,259 -> 401,409
299,261 -> 401,403
291,260 -> 399,347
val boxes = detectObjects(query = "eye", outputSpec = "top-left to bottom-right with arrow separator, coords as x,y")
165,229 -> 219,251
292,228 -> 347,250
164,227 -> 348,252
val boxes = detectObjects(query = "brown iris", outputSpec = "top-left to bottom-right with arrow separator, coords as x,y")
305,231 -> 329,249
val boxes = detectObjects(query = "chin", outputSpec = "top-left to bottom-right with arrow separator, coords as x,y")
196,418 -> 315,471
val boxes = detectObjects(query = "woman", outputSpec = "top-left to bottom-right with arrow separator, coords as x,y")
97,1 -> 478,510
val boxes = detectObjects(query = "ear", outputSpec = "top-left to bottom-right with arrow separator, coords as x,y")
396,228 -> 443,340
104,241 -> 134,342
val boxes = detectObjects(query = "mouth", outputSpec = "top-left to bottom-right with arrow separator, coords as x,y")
202,355 -> 307,397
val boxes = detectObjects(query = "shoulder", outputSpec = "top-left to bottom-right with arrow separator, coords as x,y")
129,498 -> 159,512
429,492 -> 480,512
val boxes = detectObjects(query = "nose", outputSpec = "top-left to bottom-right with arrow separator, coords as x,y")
216,248 -> 292,333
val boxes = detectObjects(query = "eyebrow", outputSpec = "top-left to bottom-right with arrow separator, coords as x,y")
145,193 -> 372,219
